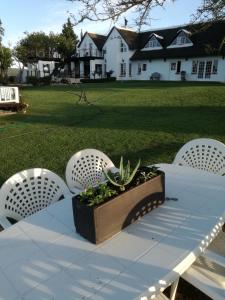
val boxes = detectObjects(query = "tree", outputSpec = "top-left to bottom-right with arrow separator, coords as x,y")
0,46 -> 12,79
14,19 -> 78,80
0,19 -> 4,44
13,31 -> 55,81
68,0 -> 225,28
58,18 -> 78,59
192,0 -> 225,23
68,0 -> 173,28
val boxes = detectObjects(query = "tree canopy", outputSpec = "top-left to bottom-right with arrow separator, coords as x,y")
0,46 -> 12,79
67,0 -> 225,28
14,18 -> 78,66
192,0 -> 225,23
0,19 -> 4,43
58,18 -> 79,59
0,20 -> 12,81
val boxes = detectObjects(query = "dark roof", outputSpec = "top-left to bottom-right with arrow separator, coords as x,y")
116,28 -> 139,50
131,21 -> 225,60
77,32 -> 107,50
88,33 -> 107,50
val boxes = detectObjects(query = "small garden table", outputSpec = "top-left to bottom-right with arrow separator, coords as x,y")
0,163 -> 224,300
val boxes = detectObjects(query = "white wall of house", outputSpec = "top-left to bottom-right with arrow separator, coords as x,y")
103,28 -> 135,80
27,61 -> 56,77
90,59 -> 104,79
131,59 -> 169,80
131,56 -> 225,82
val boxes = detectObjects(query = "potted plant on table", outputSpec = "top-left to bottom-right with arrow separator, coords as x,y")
72,158 -> 165,244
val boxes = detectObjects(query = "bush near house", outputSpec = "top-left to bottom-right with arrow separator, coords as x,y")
26,76 -> 51,86
80,77 -> 116,83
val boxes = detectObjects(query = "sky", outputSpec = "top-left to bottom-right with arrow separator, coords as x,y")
0,0 -> 202,47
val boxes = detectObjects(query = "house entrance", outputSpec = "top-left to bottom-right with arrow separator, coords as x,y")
84,61 -> 90,78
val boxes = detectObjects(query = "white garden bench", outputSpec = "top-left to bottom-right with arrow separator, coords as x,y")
0,86 -> 20,103
0,86 -> 28,112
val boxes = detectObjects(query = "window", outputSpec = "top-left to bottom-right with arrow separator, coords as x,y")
192,61 -> 198,74
129,63 -> 132,77
171,63 -> 176,70
104,64 -> 107,76
95,64 -> 102,75
120,41 -> 127,52
176,61 -> 181,73
142,64 -> 147,71
138,63 -> 142,74
120,63 -> 126,76
144,36 -> 161,49
205,61 -> 212,78
212,60 -> 218,74
198,61 -> 205,79
89,43 -> 93,56
43,64 -> 50,74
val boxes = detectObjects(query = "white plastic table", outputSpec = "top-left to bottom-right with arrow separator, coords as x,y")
0,163 -> 225,300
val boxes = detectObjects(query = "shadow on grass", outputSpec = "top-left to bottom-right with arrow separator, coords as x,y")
111,142 -> 180,165
22,81 -> 225,93
14,103 -> 225,137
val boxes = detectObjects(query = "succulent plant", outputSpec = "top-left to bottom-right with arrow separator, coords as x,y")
103,157 -> 140,191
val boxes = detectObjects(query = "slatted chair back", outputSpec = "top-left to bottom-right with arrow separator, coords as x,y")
173,138 -> 225,175
66,149 -> 116,192
0,168 -> 70,222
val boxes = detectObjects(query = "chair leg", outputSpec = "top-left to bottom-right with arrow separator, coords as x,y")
170,278 -> 179,300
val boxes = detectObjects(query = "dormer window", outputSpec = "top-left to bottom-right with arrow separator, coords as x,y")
143,35 -> 162,50
172,32 -> 190,45
168,30 -> 193,48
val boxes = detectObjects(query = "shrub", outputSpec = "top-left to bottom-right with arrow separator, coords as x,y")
39,76 -> 51,85
60,78 -> 69,84
8,76 -> 16,83
26,76 -> 39,86
80,77 -> 116,83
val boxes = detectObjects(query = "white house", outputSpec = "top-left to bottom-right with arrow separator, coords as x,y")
75,21 -> 225,82
27,51 -> 61,78
71,32 -> 106,79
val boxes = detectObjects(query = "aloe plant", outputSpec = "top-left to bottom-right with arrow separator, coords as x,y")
103,157 -> 140,191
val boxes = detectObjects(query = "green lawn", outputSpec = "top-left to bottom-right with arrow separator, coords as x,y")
0,81 -> 224,185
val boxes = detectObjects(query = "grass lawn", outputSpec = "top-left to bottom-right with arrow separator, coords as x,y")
0,80 -> 224,185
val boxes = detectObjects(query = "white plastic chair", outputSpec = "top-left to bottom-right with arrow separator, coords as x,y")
65,148 -> 116,193
0,168 -> 71,228
173,138 -> 225,299
173,138 -> 225,175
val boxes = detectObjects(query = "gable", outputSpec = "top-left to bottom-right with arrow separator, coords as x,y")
168,30 -> 193,48
104,27 -> 129,50
78,32 -> 106,50
78,33 -> 93,49
142,35 -> 163,50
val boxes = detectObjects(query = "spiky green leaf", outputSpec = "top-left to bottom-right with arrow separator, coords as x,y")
119,156 -> 124,180
125,159 -> 141,186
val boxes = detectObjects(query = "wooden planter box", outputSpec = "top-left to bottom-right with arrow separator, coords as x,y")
72,172 -> 165,244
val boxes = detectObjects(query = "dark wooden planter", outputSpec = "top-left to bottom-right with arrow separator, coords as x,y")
72,172 -> 165,244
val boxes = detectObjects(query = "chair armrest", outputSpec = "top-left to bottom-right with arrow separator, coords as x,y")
203,249 -> 225,268
0,214 -> 12,229
69,187 -> 83,196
